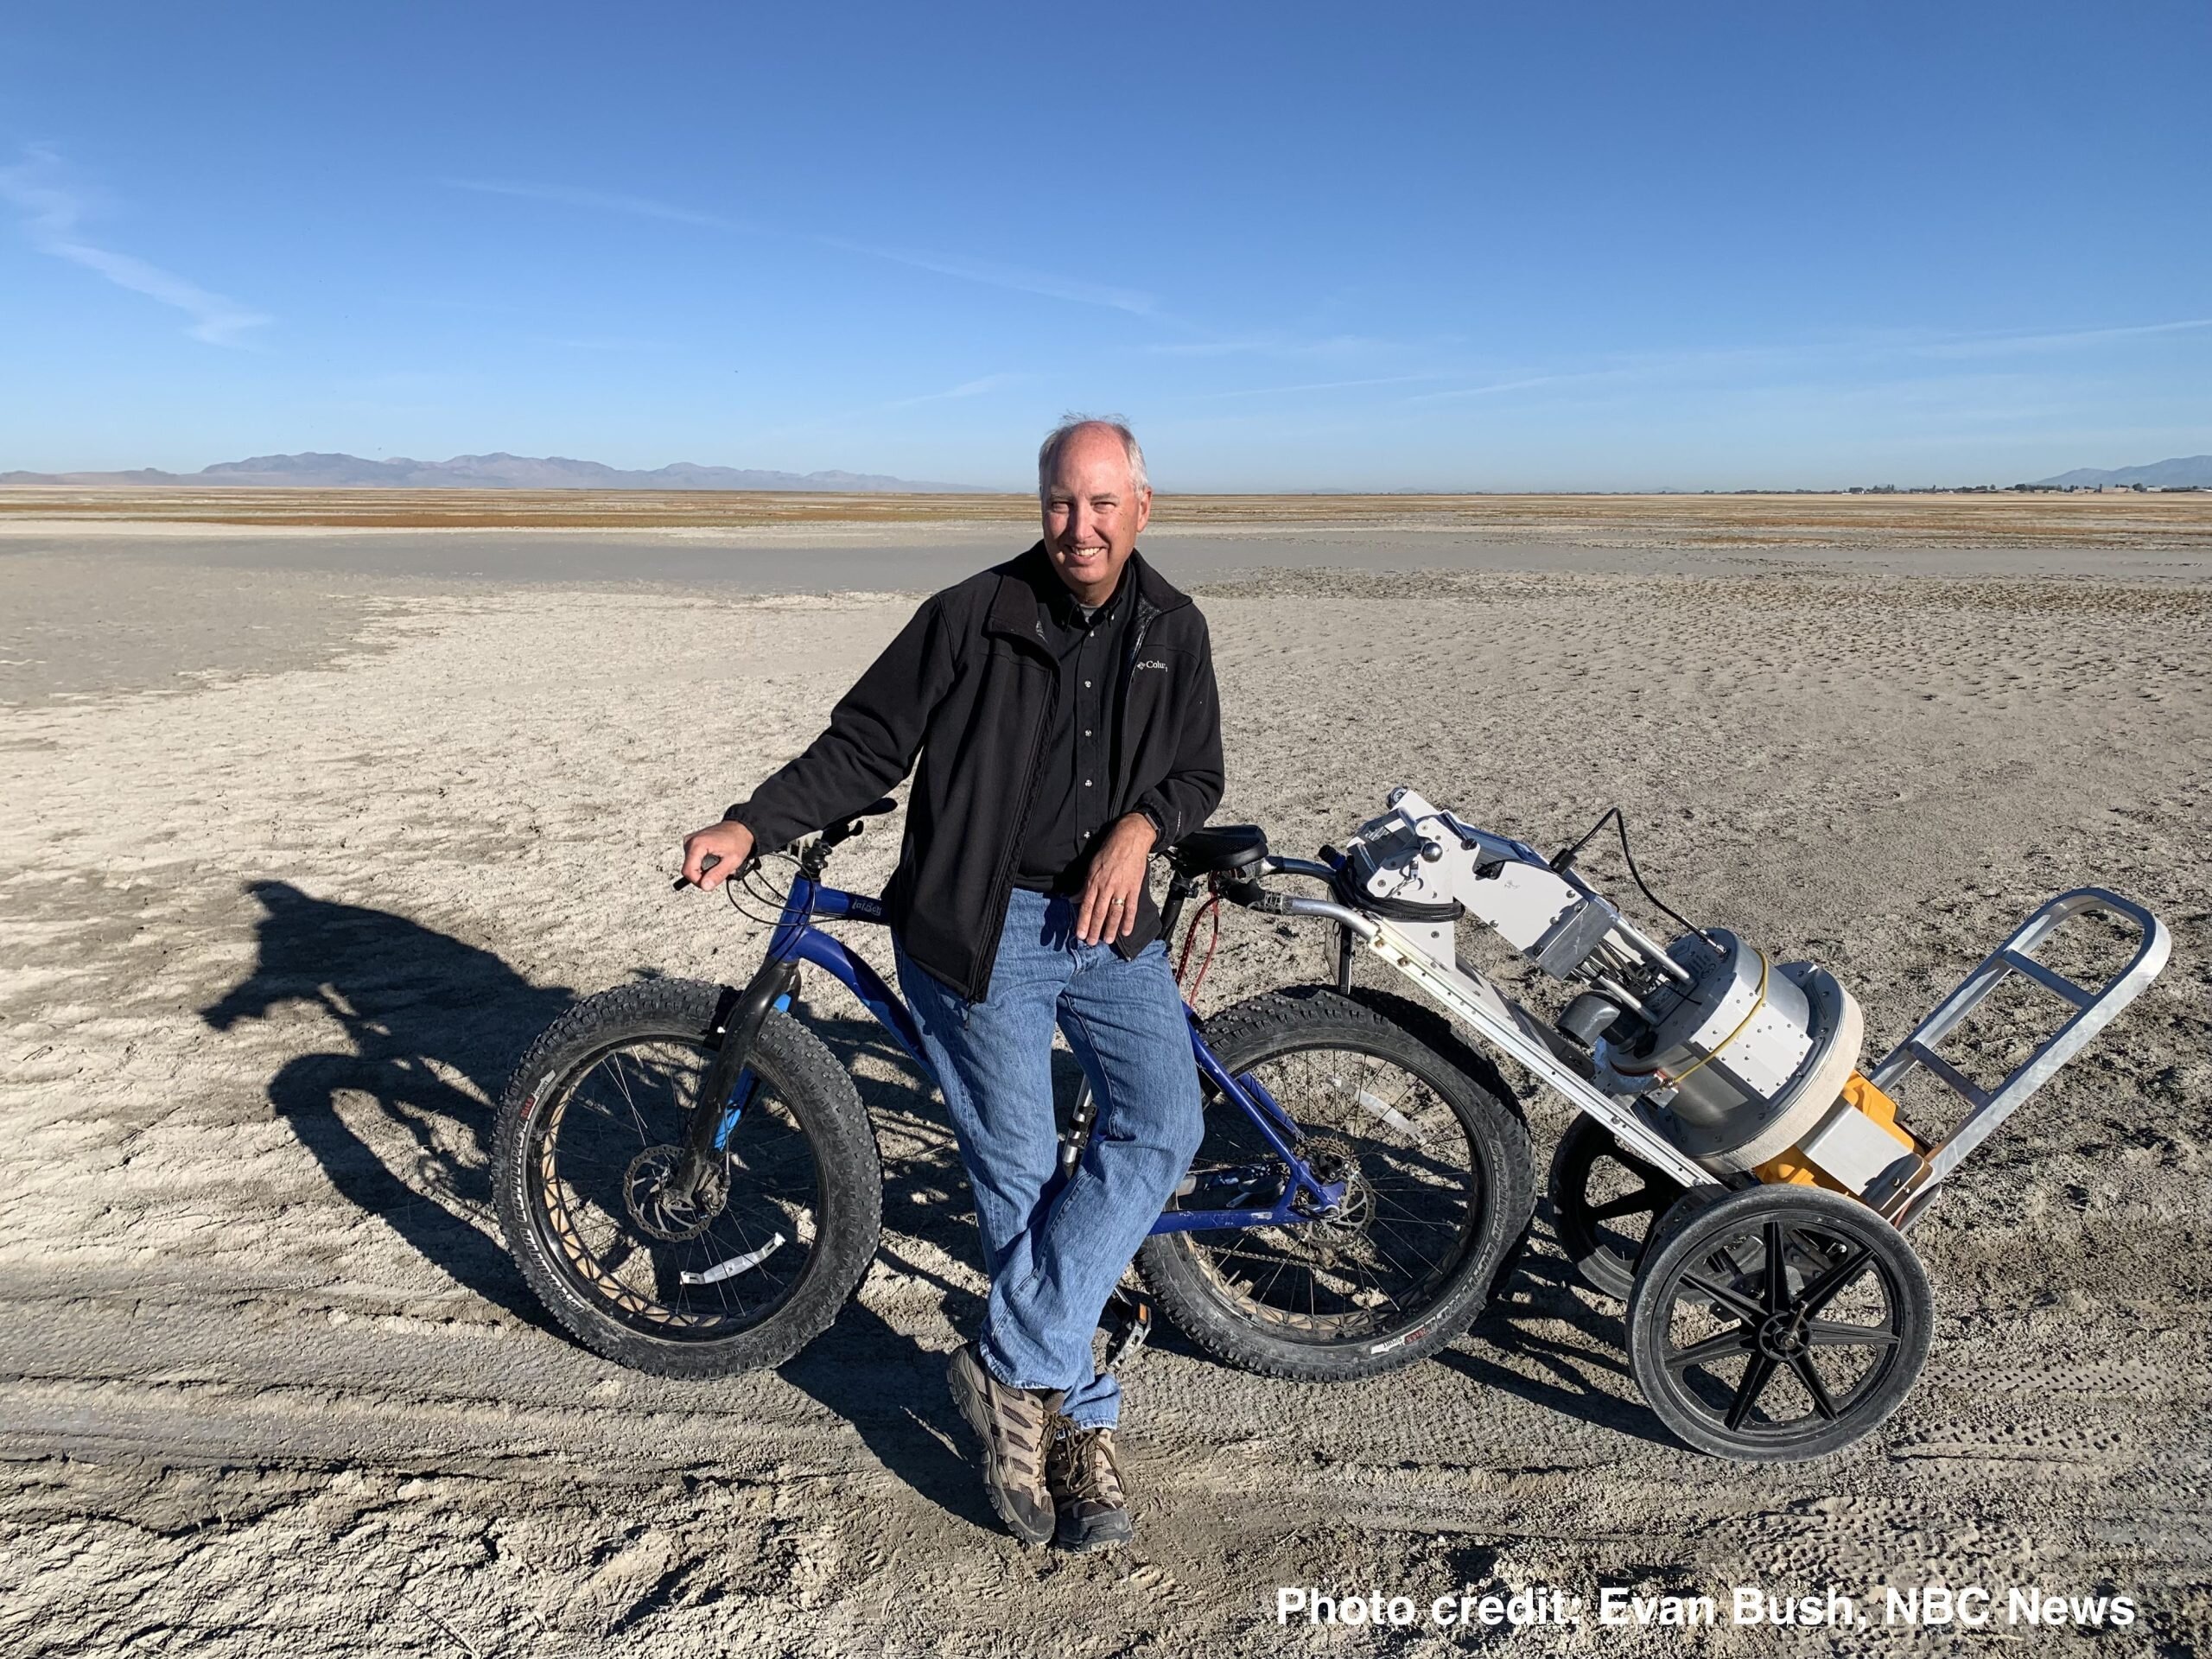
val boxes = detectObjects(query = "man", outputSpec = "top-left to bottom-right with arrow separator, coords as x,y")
680,417 -> 1218,1552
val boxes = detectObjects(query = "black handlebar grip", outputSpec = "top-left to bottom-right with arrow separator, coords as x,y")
674,850 -> 753,892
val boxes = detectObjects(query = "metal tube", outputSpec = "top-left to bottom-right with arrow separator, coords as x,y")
1279,896 -> 1382,938
1611,917 -> 1694,983
1592,973 -> 1656,1020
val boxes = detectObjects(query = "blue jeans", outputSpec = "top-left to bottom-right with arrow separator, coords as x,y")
894,887 -> 1204,1429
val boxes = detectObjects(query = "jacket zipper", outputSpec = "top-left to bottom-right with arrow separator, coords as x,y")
1111,597 -> 1159,830
972,659 -> 1058,1001
1097,596 -> 1166,963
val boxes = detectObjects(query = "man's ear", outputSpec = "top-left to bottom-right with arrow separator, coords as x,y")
1134,487 -> 1153,535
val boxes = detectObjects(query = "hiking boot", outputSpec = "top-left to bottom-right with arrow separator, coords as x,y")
1046,1424 -> 1135,1554
945,1342 -> 1058,1546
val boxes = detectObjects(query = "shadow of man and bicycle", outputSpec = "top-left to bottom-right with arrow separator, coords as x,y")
204,879 -> 1667,1520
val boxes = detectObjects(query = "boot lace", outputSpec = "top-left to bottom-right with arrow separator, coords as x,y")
1049,1425 -> 1124,1508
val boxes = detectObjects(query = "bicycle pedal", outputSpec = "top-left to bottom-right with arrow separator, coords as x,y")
1100,1288 -> 1154,1375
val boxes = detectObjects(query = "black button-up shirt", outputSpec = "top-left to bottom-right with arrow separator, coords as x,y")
1011,567 -> 1136,893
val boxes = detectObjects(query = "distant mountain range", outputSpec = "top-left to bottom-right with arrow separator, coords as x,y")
2031,454 -> 2212,488
0,451 -> 991,493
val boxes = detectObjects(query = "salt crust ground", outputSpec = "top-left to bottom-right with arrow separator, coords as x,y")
2,550 -> 2208,1656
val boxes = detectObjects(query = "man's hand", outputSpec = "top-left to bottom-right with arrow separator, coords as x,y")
1076,813 -> 1158,945
681,819 -> 756,889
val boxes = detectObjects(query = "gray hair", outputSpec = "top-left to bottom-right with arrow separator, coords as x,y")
1037,415 -> 1148,500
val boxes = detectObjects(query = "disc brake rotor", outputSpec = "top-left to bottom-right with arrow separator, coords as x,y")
623,1144 -> 728,1243
1276,1135 -> 1377,1267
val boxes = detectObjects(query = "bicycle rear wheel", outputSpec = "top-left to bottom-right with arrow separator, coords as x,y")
1135,986 -> 1533,1381
493,976 -> 881,1376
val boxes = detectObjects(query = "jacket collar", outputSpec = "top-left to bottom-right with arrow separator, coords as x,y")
986,541 -> 1188,645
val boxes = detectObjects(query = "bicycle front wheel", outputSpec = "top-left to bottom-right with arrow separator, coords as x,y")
493,976 -> 882,1376
1135,986 -> 1534,1381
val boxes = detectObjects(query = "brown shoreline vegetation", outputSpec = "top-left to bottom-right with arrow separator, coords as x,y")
1,486 -> 2209,545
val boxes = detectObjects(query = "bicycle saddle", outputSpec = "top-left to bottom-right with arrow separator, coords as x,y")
1166,823 -> 1268,877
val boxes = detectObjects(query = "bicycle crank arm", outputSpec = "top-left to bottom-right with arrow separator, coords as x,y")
678,957 -> 799,1200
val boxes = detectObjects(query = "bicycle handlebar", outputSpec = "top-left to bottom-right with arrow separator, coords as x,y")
672,850 -> 760,893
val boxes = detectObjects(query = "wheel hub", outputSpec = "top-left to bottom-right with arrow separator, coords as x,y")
623,1144 -> 727,1242
1298,1136 -> 1374,1234
1756,1311 -> 1808,1360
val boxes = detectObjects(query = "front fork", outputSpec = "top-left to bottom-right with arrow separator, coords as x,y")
676,955 -> 798,1204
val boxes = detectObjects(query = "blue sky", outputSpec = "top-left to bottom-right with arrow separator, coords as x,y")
2,2 -> 2207,490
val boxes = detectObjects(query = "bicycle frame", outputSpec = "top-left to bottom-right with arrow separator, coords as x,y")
716,868 -> 1348,1236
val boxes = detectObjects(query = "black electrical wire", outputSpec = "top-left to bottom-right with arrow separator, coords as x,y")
1551,805 -> 1721,950
722,851 -> 801,927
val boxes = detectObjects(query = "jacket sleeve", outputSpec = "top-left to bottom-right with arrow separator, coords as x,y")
1131,614 -> 1224,849
724,595 -> 957,851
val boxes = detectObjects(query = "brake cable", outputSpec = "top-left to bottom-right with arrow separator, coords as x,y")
1176,882 -> 1225,1006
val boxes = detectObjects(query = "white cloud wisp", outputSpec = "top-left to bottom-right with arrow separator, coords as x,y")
439,175 -> 1157,318
0,146 -> 270,346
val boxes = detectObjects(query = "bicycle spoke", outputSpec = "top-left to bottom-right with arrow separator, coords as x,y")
1681,1269 -> 1767,1325
1793,1352 -> 1840,1421
1369,1214 -> 1447,1278
1588,1185 -> 1665,1222
1796,1242 -> 1874,1317
1370,1193 -> 1458,1229
1725,1352 -> 1778,1431
1666,1326 -> 1755,1371
566,1090 -> 624,1124
1761,1220 -> 1789,1314
1804,1317 -> 1898,1348
605,1052 -> 654,1142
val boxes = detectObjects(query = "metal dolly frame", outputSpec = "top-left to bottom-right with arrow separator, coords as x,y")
1864,887 -> 2171,1224
1283,883 -> 2169,1217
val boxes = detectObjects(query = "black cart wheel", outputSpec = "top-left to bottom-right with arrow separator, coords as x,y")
1626,1184 -> 1931,1461
1547,1115 -> 1688,1300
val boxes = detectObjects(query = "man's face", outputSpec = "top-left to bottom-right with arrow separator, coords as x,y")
1041,426 -> 1152,605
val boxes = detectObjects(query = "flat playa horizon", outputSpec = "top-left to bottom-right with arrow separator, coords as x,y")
6,481 -> 2210,542
3,496 -> 2208,1655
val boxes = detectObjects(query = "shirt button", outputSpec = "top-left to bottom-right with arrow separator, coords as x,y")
1084,779 -> 1093,787
1084,728 -> 1092,737
1084,679 -> 1091,688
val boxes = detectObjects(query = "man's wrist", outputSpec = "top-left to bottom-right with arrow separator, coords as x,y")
1128,808 -> 1165,851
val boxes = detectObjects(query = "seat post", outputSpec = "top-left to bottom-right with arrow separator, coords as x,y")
1159,870 -> 1195,941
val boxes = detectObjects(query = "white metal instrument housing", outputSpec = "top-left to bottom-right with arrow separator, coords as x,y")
1328,786 -> 2169,1211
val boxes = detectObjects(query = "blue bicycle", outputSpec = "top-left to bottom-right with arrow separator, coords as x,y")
493,800 -> 1534,1382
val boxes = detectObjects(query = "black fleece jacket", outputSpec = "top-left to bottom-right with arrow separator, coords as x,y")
726,543 -> 1224,1001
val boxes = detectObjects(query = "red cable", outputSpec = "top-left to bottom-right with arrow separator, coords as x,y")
1176,891 -> 1224,1006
